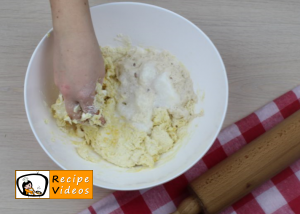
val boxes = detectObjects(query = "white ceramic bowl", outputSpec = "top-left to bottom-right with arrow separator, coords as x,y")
24,2 -> 228,190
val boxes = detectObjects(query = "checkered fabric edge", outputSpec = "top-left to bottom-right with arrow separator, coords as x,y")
79,85 -> 300,214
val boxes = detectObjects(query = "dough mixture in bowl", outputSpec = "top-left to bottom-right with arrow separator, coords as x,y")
51,45 -> 200,168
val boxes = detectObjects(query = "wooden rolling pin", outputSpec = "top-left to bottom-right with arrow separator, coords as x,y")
172,110 -> 300,214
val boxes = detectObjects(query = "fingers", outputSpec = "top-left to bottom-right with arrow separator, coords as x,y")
64,89 -> 97,120
79,93 -> 97,114
99,115 -> 106,126
64,99 -> 82,120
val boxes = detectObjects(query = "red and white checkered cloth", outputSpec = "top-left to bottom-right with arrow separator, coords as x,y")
79,86 -> 300,214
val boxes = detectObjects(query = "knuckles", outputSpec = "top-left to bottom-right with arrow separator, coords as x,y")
59,84 -> 71,96
77,90 -> 90,102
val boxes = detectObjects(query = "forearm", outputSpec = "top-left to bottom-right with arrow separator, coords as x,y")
50,0 -> 95,38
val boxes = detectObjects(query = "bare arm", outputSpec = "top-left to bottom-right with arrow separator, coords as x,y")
50,0 -> 95,38
50,0 -> 105,119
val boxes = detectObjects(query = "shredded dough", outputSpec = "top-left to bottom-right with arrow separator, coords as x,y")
51,45 -> 199,168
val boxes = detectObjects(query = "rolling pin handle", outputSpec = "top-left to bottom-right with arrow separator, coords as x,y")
170,195 -> 202,214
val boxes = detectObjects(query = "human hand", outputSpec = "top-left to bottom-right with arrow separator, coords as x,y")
53,33 -> 105,120
50,0 -> 105,120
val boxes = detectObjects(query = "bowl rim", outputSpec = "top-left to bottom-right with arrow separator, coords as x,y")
24,2 -> 228,190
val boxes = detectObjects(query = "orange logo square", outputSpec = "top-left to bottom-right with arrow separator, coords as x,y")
50,170 -> 93,199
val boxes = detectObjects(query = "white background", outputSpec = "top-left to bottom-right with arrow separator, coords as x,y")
16,171 -> 50,199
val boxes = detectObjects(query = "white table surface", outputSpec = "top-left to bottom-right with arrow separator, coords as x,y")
1,0 -> 300,213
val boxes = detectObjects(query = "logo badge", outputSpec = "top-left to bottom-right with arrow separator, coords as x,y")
16,170 -> 93,199
16,171 -> 50,199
